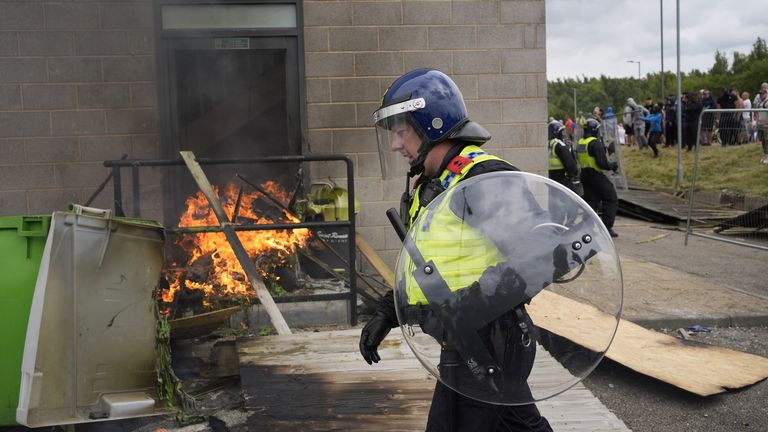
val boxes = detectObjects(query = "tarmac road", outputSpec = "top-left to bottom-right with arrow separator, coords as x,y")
581,215 -> 768,432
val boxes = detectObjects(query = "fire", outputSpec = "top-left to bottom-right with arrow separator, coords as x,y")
161,181 -> 310,308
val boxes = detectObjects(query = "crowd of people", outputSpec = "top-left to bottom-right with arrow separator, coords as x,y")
546,81 -> 768,240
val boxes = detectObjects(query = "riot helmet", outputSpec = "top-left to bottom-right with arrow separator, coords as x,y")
548,120 -> 565,141
583,118 -> 601,138
373,68 -> 491,178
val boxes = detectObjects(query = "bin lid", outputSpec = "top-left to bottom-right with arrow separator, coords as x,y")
16,209 -> 166,427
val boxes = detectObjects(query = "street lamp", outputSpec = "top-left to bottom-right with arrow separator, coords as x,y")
627,60 -> 641,80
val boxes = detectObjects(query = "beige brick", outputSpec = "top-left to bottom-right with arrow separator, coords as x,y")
100,3 -> 153,29
27,189 -> 81,214
330,27 -> 379,53
478,74 -> 525,99
0,32 -> 17,56
307,103 -> 357,129
356,200 -> 394,227
485,124 -> 526,148
353,176 -> 383,202
525,122 -> 547,147
429,26 -> 476,50
355,102 -> 381,127
80,135 -> 132,162
355,52 -> 404,77
355,152 -> 381,179
0,164 -> 55,190
307,158 -> 346,179
538,73 -> 547,99
501,49 -> 545,73
78,84 -> 131,109
55,162 -> 111,189
403,1 -> 451,25
303,2 -> 353,26
132,134 -> 161,159
106,109 -> 159,134
129,30 -> 154,55
536,24 -> 545,49
0,138 -> 25,164
452,1 -> 499,24
453,50 -> 500,74
306,78 -> 331,103
382,177 -> 404,201
403,51 -> 453,73
330,78 -> 380,103
304,27 -> 328,53
379,27 -> 428,51
52,111 -> 106,136
333,128 -> 376,153
48,57 -> 102,83
305,52 -> 355,77
307,129 -> 332,153
44,3 -> 99,30
0,85 -> 21,110
0,58 -> 48,83
499,146 -> 545,173
465,100 -> 502,124
477,25 -> 525,49
451,75 -> 478,99
75,31 -> 131,55
0,112 -> 51,138
501,98 -> 547,123
353,2 -> 402,25
25,138 -> 78,163
0,4 -> 43,30
500,1 -> 545,24
524,73 -> 538,97
130,82 -> 158,107
19,31 -> 74,56
103,56 -> 155,81
0,191 -> 27,215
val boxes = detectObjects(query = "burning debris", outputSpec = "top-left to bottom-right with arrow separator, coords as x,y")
160,181 -> 311,317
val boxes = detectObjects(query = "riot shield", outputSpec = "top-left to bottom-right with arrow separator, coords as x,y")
393,171 -> 622,405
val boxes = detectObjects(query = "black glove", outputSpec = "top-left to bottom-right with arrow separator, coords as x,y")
359,312 -> 395,365
609,162 -> 619,173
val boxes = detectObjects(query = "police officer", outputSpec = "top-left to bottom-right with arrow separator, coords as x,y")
547,120 -> 580,193
577,118 -> 619,238
359,68 -> 553,431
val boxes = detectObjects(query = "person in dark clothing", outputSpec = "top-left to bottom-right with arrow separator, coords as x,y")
664,95 -> 677,148
576,118 -> 619,238
700,89 -> 717,145
682,93 -> 703,151
717,87 -> 738,146
361,68 -> 553,432
547,120 -> 580,193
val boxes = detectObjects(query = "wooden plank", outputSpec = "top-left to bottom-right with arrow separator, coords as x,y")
169,306 -> 240,340
238,329 -> 629,432
528,290 -> 768,396
355,232 -> 394,287
180,151 -> 291,335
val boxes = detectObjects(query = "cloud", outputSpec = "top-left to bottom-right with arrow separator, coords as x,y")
546,0 -> 768,79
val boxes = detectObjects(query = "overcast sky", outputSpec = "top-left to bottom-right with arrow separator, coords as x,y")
546,0 -> 768,80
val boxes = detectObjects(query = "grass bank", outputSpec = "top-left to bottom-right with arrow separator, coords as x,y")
620,143 -> 768,196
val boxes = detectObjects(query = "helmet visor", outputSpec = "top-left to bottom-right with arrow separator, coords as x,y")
373,98 -> 426,179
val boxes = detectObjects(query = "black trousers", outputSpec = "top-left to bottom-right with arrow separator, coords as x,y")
422,310 -> 553,432
425,381 -> 552,431
581,169 -> 618,230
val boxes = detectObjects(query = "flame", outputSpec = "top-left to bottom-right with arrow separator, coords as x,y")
162,181 -> 310,308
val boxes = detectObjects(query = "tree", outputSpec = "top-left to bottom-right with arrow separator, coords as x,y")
710,50 -> 730,76
748,37 -> 768,62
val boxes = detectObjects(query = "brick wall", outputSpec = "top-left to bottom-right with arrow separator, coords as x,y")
0,1 -> 161,219
303,0 -> 548,268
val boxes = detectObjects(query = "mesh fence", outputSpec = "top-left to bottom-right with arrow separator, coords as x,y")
685,107 -> 768,251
